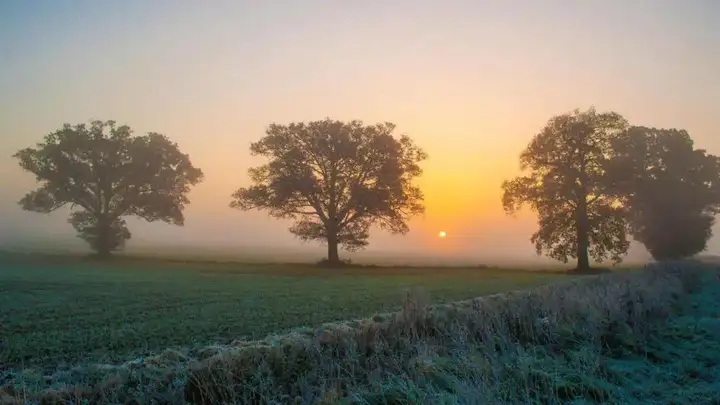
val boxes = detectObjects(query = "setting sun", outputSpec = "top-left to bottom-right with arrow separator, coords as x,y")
438,231 -> 447,238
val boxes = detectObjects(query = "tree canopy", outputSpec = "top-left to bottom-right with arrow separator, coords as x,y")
501,107 -> 630,271
608,126 -> 720,260
230,119 -> 427,265
14,120 -> 204,256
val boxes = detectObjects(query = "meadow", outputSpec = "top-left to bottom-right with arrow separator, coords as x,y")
2,254 -> 720,405
0,254 -> 571,369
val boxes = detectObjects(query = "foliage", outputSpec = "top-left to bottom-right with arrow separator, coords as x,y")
502,107 -> 630,270
230,119 -> 427,264
13,120 -> 204,256
608,126 -> 720,260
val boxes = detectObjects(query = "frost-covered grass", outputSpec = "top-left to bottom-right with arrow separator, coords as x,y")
2,259 -> 718,404
0,256 -> 569,369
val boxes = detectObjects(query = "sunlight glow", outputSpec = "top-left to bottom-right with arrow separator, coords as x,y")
438,231 -> 447,238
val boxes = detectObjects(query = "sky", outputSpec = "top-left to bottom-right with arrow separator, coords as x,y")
1,0 -> 719,264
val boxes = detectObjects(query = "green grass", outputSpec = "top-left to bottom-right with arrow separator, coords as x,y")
0,254 -> 574,369
2,258 -> 718,404
175,262 -> 720,405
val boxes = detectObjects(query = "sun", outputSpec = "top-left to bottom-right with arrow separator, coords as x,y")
438,231 -> 447,238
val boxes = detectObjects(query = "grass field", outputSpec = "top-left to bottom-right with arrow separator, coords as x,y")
0,254 -> 574,370
5,254 -> 718,404
2,258 -> 718,404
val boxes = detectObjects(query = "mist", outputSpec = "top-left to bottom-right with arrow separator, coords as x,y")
1,0 -> 719,266
0,194 -> 668,267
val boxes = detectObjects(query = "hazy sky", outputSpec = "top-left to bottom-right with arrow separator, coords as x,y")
1,0 -> 719,262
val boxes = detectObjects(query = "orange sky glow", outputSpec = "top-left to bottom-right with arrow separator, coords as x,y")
1,1 -> 718,264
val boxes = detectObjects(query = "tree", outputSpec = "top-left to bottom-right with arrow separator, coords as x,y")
14,120 -> 204,257
608,126 -> 720,260
501,107 -> 630,271
230,119 -> 426,265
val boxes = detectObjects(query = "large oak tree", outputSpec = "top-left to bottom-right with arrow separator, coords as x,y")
231,119 -> 426,265
608,126 -> 720,260
14,120 -> 204,257
502,107 -> 630,271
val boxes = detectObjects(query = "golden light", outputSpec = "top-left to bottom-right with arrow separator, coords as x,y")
438,231 -> 447,238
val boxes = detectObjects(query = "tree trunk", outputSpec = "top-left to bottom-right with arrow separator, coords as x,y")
576,198 -> 590,271
96,246 -> 111,259
95,217 -> 112,259
327,230 -> 340,266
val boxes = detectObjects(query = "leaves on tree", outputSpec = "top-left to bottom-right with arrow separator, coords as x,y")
609,126 -> 720,260
502,107 -> 630,268
14,120 -> 204,256
230,119 -> 426,262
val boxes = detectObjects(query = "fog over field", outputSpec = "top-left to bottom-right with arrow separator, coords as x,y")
1,1 -> 719,265
0,201 -> 663,267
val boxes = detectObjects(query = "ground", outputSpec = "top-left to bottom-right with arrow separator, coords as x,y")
0,254 -> 573,369
4,255 -> 717,404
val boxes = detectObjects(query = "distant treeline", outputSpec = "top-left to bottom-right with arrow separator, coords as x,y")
13,109 -> 720,269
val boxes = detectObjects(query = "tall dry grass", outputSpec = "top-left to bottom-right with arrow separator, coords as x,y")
180,261 -> 711,404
